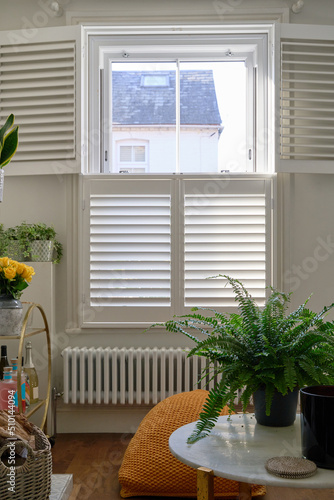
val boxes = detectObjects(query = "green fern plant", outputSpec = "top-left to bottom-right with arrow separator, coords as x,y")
153,275 -> 334,443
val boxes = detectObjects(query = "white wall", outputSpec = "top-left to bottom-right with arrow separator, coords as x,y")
113,128 -> 219,173
1,0 -> 334,432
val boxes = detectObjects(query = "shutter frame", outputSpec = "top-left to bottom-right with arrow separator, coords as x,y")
81,175 -> 273,327
82,176 -> 173,326
181,177 -> 271,312
0,25 -> 81,176
276,23 -> 334,174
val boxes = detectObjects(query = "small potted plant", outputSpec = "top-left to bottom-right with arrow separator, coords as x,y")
0,223 -> 63,264
15,222 -> 63,264
0,225 -> 26,261
152,275 -> 334,443
0,114 -> 19,202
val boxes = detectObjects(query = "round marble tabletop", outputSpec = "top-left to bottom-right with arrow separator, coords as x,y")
169,414 -> 334,489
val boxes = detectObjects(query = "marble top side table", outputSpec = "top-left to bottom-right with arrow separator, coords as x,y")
169,414 -> 334,500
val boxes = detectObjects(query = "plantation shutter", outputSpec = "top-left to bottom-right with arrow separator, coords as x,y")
82,176 -> 272,327
181,178 -> 271,312
82,177 -> 173,326
276,23 -> 334,173
0,25 -> 81,175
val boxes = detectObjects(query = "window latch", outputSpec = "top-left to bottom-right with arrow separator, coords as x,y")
248,149 -> 252,160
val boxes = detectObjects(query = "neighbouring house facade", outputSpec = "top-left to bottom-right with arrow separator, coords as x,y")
111,70 -> 223,173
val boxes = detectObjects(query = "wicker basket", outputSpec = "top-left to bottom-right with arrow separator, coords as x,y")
0,424 -> 52,500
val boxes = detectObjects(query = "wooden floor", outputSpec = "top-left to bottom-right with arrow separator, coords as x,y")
51,434 -> 334,500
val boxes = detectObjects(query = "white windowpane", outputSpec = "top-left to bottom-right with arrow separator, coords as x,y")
110,60 -> 250,173
112,62 -> 176,174
179,61 -> 248,173
134,146 -> 146,162
120,146 -> 132,162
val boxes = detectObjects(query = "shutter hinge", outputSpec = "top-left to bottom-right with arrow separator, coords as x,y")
82,200 -> 85,211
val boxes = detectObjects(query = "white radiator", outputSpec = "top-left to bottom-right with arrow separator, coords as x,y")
62,347 -> 222,405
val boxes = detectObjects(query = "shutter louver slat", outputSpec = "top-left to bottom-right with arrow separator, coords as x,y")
184,194 -> 266,308
89,194 -> 171,307
280,38 -> 334,160
0,40 -> 76,162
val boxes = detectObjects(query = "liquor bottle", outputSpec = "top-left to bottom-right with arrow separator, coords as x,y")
0,345 -> 10,380
24,342 -> 39,405
11,358 -> 26,412
0,367 -> 18,411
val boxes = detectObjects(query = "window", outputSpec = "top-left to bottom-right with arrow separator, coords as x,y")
81,25 -> 274,328
117,141 -> 148,173
87,29 -> 270,175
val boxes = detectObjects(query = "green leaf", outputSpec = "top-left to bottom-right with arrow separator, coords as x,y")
0,114 -> 14,157
0,126 -> 19,167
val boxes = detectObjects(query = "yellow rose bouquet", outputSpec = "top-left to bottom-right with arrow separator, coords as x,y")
0,257 -> 35,299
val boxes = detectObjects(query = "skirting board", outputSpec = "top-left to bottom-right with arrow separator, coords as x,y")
57,403 -> 153,433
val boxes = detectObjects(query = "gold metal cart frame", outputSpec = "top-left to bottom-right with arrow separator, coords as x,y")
1,302 -> 51,432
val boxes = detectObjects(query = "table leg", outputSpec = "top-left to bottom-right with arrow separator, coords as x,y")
197,467 -> 214,500
238,481 -> 252,500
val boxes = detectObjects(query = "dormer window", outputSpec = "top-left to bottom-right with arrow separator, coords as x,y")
141,74 -> 170,87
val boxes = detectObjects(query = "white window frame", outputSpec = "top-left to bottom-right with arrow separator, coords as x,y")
83,25 -> 274,175
78,24 -> 276,329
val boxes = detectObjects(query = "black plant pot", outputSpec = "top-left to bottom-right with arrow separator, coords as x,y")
253,386 -> 299,427
300,385 -> 334,469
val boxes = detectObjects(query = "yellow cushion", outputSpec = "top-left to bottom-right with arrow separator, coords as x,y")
119,390 -> 266,497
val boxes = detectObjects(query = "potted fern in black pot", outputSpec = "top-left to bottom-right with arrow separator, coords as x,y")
153,276 -> 334,443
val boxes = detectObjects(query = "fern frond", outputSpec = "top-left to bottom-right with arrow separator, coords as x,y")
187,377 -> 229,444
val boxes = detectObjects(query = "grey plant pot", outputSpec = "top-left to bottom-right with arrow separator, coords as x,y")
29,240 -> 54,262
0,295 -> 23,336
253,386 -> 299,427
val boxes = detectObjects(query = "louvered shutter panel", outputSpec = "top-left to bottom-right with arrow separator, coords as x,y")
277,24 -> 334,173
83,178 -> 172,325
182,178 -> 271,310
0,26 -> 81,175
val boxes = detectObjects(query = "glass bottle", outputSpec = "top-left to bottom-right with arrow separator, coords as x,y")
0,345 -> 10,380
24,342 -> 39,405
0,367 -> 18,411
11,358 -> 26,412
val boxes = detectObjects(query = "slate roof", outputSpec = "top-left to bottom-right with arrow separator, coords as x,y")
112,71 -> 222,126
